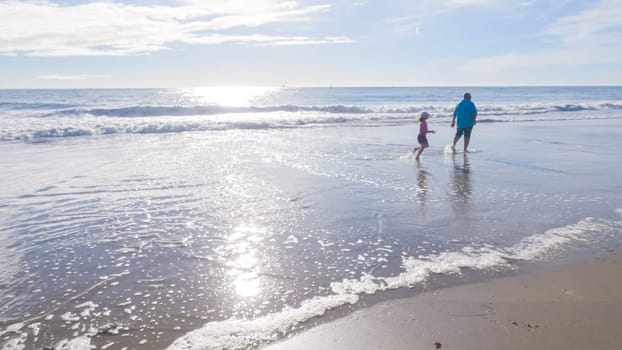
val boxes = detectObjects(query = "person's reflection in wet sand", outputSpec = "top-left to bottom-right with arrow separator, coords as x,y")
415,160 -> 429,206
447,153 -> 472,215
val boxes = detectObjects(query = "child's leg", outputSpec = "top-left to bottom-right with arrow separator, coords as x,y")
415,145 -> 427,160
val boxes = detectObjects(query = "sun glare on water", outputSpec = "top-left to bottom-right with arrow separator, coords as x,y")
183,86 -> 279,107
226,224 -> 268,298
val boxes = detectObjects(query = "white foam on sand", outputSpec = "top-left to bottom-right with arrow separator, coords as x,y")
0,322 -> 25,337
165,294 -> 358,350
3,218 -> 616,350
0,325 -> 96,350
0,333 -> 27,350
75,301 -> 98,318
504,218 -> 613,261
165,216 -> 620,350
54,334 -> 95,350
60,312 -> 80,323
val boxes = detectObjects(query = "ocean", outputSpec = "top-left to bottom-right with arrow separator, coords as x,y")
1,87 -> 622,141
1,86 -> 622,350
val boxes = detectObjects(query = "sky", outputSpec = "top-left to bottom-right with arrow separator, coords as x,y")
1,0 -> 621,88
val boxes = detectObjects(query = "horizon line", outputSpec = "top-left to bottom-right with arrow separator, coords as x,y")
1,84 -> 621,90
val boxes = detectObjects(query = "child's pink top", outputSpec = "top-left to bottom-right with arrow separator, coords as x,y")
419,120 -> 428,135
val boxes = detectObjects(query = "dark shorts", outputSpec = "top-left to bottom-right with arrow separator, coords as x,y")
456,126 -> 473,138
417,134 -> 429,146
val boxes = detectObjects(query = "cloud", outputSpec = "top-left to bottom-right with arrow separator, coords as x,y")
462,0 -> 622,72
544,0 -> 622,46
444,0 -> 498,7
37,74 -> 111,81
0,0 -> 350,57
385,16 -> 423,35
183,34 -> 353,46
384,0 -> 502,35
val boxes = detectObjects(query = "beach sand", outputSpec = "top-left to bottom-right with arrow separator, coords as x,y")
2,116 -> 621,350
263,251 -> 622,350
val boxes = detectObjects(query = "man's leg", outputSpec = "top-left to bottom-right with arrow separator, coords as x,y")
463,127 -> 473,152
453,129 -> 462,151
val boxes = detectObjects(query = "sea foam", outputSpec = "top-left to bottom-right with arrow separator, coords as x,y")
3,113 -> 620,141
43,102 -> 622,118
1,218 -> 618,350
164,217 -> 618,350
2,99 -> 622,141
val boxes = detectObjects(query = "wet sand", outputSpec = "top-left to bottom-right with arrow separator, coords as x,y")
2,118 -> 622,350
263,251 -> 622,350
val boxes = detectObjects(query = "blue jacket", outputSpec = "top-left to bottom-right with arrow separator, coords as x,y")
453,99 -> 477,128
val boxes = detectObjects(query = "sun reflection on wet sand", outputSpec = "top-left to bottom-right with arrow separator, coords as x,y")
226,224 -> 268,298
233,271 -> 261,298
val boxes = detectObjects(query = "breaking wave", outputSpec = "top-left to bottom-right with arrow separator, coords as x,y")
164,216 -> 620,350
1,101 -> 621,141
45,102 -> 622,118
6,215 -> 617,350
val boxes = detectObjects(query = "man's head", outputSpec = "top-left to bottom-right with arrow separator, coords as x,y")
464,92 -> 472,100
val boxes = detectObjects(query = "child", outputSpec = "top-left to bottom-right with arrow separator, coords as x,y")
413,111 -> 435,160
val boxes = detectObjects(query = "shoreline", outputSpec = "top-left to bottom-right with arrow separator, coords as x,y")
2,116 -> 621,350
263,250 -> 622,350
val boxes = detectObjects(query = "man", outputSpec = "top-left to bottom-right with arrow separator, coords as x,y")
450,92 -> 478,153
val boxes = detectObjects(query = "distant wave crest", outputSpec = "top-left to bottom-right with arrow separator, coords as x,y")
0,117 -> 358,141
0,102 -> 77,110
55,104 -> 373,117
1,101 -> 621,141
45,102 -> 622,118
32,128 -> 94,138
